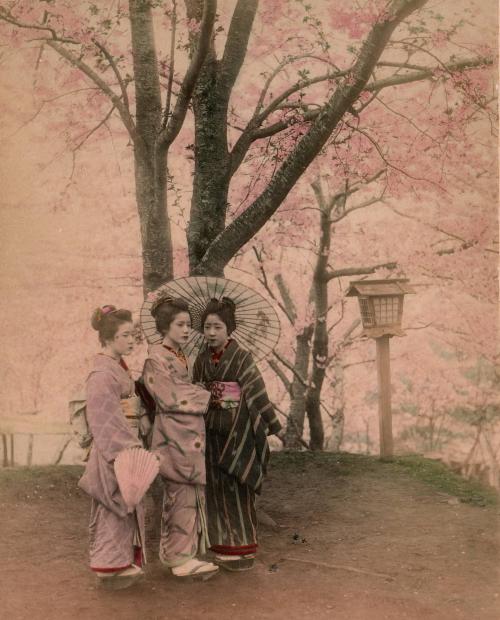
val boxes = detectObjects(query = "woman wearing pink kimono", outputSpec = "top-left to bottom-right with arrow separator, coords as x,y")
142,297 -> 218,579
78,305 -> 145,589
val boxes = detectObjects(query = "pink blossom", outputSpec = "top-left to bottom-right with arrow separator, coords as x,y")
186,18 -> 201,34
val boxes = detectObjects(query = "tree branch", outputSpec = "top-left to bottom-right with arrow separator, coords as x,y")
271,403 -> 311,450
254,70 -> 348,128
326,168 -> 386,211
274,273 -> 299,324
325,262 -> 398,282
229,55 -> 491,176
254,54 -> 341,120
346,122 -> 445,190
0,8 -> 79,44
365,56 -> 492,93
219,0 -> 258,98
268,359 -> 292,393
45,40 -> 136,141
250,108 -> 320,141
92,39 -> 130,114
162,0 -> 177,131
252,246 -> 295,325
388,204 -> 478,252
230,70 -> 346,174
273,351 -> 309,388
158,0 -> 216,149
193,0 -> 431,275
72,105 -> 116,152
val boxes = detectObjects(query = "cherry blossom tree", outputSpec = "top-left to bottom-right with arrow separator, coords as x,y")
0,0 -> 493,291
241,40 -> 497,450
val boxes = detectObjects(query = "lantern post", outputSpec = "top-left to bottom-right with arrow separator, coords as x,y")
346,279 -> 415,459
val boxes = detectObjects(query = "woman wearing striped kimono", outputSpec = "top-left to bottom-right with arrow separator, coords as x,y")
142,297 -> 218,579
193,298 -> 282,571
78,305 -> 145,589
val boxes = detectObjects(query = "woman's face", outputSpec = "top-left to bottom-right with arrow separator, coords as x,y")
203,313 -> 229,350
165,311 -> 192,347
108,322 -> 135,357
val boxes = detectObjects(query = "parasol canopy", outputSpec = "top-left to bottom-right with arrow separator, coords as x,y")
140,276 -> 280,362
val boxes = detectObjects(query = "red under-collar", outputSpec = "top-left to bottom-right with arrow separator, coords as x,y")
210,339 -> 232,365
98,353 -> 129,370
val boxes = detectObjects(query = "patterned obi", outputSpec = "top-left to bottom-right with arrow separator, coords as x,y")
207,381 -> 241,410
120,394 -> 142,429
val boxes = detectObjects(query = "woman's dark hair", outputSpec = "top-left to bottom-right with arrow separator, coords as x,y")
201,297 -> 236,335
151,297 -> 191,336
91,305 -> 133,346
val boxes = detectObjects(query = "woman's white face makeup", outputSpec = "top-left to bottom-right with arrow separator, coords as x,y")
108,322 -> 135,357
203,314 -> 229,351
165,311 -> 192,348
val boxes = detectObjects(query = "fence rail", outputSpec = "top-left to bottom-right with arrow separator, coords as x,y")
0,432 -> 76,467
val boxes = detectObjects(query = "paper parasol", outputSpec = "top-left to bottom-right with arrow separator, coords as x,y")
114,447 -> 159,513
140,276 -> 280,362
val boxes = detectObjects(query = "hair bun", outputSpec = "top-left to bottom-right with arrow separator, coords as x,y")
91,305 -> 117,330
150,294 -> 174,318
221,296 -> 236,311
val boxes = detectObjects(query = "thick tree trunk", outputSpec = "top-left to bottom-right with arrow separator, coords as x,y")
193,0 -> 429,275
187,0 -> 258,276
188,49 -> 230,273
133,152 -> 172,292
130,0 -> 173,292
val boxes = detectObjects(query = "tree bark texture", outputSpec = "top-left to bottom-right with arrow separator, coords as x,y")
130,0 -> 173,292
284,328 -> 313,449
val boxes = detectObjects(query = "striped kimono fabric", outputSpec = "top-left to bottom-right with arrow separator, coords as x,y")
193,340 -> 282,557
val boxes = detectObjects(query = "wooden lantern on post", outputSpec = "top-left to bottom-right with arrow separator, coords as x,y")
346,279 -> 415,459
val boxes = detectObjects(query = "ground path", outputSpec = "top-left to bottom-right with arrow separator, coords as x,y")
1,452 -> 498,620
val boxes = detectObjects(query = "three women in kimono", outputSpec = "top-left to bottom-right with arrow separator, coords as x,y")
79,305 -> 146,589
81,294 -> 280,585
143,297 -> 219,579
194,298 -> 282,571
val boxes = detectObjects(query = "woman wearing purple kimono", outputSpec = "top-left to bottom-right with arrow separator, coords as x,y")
193,298 -> 282,572
78,305 -> 145,589
142,297 -> 218,579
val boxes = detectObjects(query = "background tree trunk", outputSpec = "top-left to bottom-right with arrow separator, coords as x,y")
130,0 -> 173,292
305,181 -> 331,450
326,358 -> 345,452
284,328 -> 313,448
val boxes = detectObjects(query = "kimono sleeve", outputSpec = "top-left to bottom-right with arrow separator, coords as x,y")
143,358 -> 210,415
239,351 -> 282,436
86,371 -> 140,462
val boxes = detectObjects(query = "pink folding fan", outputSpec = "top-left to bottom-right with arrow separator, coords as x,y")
114,447 -> 160,513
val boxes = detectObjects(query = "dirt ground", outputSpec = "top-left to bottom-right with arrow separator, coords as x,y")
1,452 -> 498,620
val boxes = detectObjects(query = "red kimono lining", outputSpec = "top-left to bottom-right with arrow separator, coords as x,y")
210,543 -> 258,556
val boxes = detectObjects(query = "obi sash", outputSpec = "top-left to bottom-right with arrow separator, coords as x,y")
207,381 -> 241,410
120,394 -> 142,429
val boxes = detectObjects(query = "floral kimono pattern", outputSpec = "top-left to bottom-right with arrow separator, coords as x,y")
142,343 -> 211,567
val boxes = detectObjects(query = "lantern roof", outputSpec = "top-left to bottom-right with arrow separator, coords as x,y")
346,279 -> 415,298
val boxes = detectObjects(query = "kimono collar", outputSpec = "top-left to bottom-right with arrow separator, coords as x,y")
95,353 -> 132,378
210,339 -> 233,365
162,343 -> 188,368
